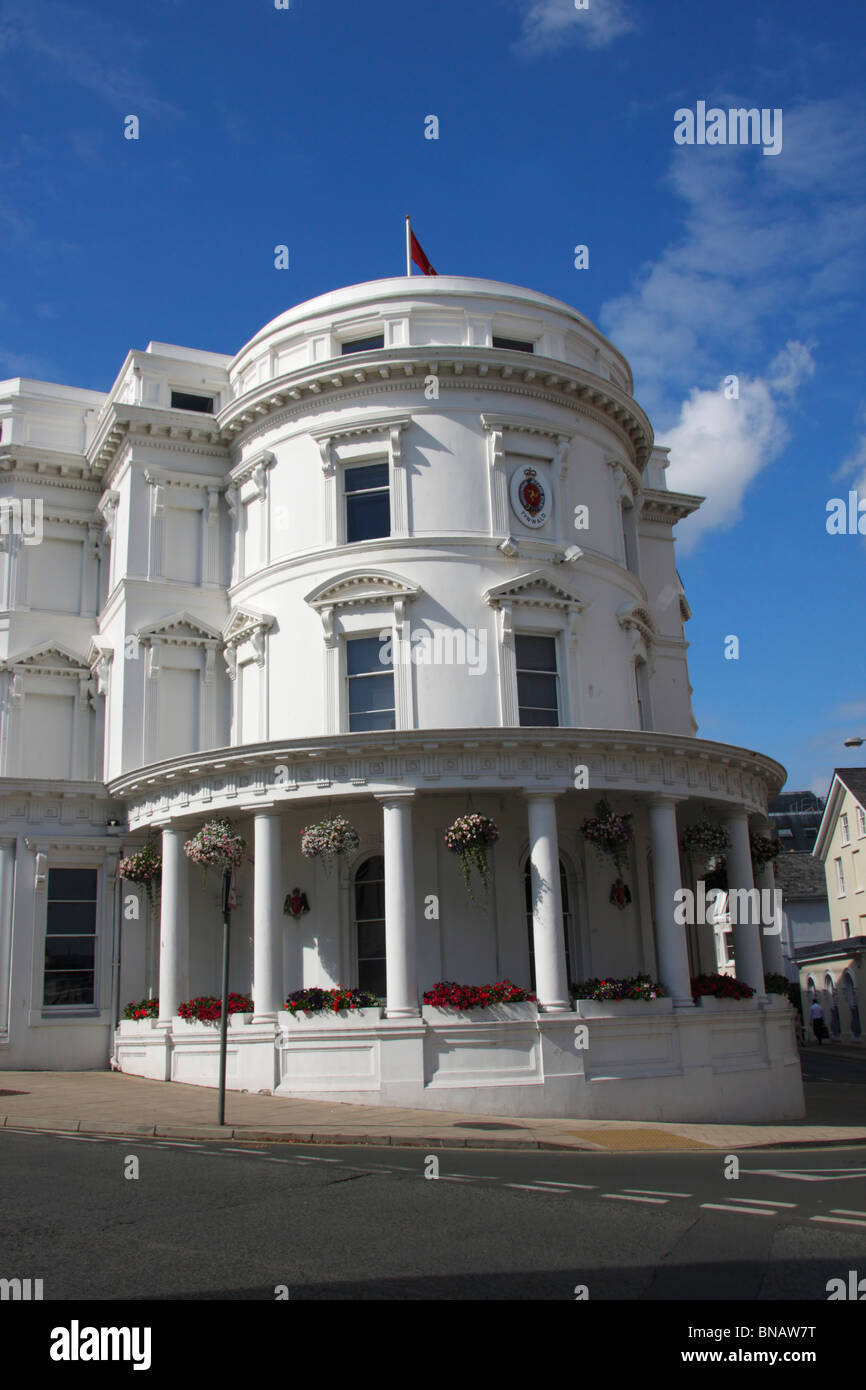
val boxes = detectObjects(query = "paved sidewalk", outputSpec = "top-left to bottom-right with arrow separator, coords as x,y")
1,1067 -> 865,1152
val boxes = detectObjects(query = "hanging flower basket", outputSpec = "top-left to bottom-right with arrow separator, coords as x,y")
118,842 -> 162,911
580,800 -> 633,876
680,820 -> 730,863
183,820 -> 247,880
750,832 -> 780,869
300,816 -> 360,866
444,814 -> 499,899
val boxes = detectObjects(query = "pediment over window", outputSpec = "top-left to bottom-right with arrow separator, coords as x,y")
1,641 -> 91,676
304,570 -> 421,612
222,605 -> 275,646
137,611 -> 222,647
484,570 -> 585,613
617,600 -> 657,639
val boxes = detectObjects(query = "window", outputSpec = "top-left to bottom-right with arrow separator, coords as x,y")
854,850 -> 863,892
492,336 -> 534,353
341,335 -> 384,355
635,660 -> 652,731
858,807 -> 866,838
347,635 -> 395,732
515,634 -> 559,726
44,868 -> 98,1007
170,390 -> 214,413
841,812 -> 850,845
842,919 -> 851,938
835,857 -> 846,896
344,462 -> 390,543
525,859 -> 572,990
621,501 -> 639,575
778,827 -> 794,842
355,855 -> 386,997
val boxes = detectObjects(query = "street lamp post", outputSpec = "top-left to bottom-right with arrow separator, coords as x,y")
844,737 -> 864,748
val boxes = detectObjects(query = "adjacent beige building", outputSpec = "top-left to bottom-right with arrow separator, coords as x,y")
804,769 -> 866,1041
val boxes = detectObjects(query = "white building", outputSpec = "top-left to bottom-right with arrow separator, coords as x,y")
0,276 -> 803,1120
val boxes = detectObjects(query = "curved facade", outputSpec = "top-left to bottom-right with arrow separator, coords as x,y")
0,277 -> 803,1120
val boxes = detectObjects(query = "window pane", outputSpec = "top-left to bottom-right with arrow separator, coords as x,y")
46,902 -> 98,936
45,938 -> 96,971
355,882 -> 385,921
346,492 -> 390,543
518,672 -> 558,709
349,709 -> 396,733
492,336 -> 534,352
519,706 -> 559,728
48,868 -> 97,901
355,855 -> 385,883
43,972 -> 95,1006
357,920 -> 386,959
515,635 -> 557,672
349,673 -> 394,716
344,463 -> 389,493
170,391 -> 213,413
358,958 -> 386,997
341,336 -> 385,355
347,637 -> 390,677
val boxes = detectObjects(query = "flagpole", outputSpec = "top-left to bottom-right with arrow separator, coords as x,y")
405,214 -> 411,276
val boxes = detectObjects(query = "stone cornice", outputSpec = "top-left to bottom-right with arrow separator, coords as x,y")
88,404 -> 229,479
106,726 -> 786,824
218,350 -> 653,469
0,449 -> 100,492
640,487 -> 704,525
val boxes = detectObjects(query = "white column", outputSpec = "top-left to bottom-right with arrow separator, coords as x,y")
648,796 -> 693,1008
757,860 -> 785,977
376,793 -> 419,1018
253,810 -> 283,1019
0,840 -> 15,1037
525,791 -> 570,1012
157,825 -> 189,1025
726,812 -> 767,1001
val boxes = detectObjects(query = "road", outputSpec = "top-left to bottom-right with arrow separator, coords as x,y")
1,1128 -> 865,1300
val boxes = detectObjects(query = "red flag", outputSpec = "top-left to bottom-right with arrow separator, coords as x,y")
410,229 -> 437,276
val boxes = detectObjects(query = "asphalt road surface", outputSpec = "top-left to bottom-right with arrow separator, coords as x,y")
1,1128 -> 865,1300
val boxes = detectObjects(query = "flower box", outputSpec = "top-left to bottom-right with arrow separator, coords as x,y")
118,1017 -> 160,1036
573,997 -> 673,1019
697,994 -> 759,1012
229,1013 -> 254,1028
422,1001 -> 538,1024
279,1007 -> 382,1028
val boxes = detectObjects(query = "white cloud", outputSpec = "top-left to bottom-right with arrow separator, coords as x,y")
837,428 -> 866,494
602,97 -> 866,427
660,343 -> 815,552
598,96 -> 866,550
515,0 -> 636,56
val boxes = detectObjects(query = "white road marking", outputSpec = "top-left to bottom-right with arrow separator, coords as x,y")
734,1198 -> 797,1209
700,1203 -> 775,1216
811,1215 -> 866,1229
745,1168 -> 866,1183
533,1180 -> 597,1190
831,1208 -> 866,1217
227,1148 -> 270,1155
603,1193 -> 668,1205
622,1188 -> 692,1199
505,1182 -> 570,1193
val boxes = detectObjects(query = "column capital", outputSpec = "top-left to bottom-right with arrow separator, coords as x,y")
724,808 -> 750,825
374,791 -> 417,806
647,793 -> 685,809
523,789 -> 565,803
252,803 -> 282,818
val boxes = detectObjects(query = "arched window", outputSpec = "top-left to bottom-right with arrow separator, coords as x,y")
824,972 -> 841,1038
354,855 -> 386,997
524,858 -> 573,990
842,970 -> 862,1039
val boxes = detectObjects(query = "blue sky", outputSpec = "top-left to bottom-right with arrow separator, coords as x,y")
1,0 -> 864,795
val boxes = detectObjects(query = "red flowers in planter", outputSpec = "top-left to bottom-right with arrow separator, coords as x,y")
691,973 -> 754,1002
177,993 -> 253,1023
423,980 -> 536,1010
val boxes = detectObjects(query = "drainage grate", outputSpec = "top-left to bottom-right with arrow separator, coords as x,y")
452,1121 -> 526,1131
0,1090 -> 29,1097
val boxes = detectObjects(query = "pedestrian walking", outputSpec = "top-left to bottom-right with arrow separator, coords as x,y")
809,999 -> 827,1044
